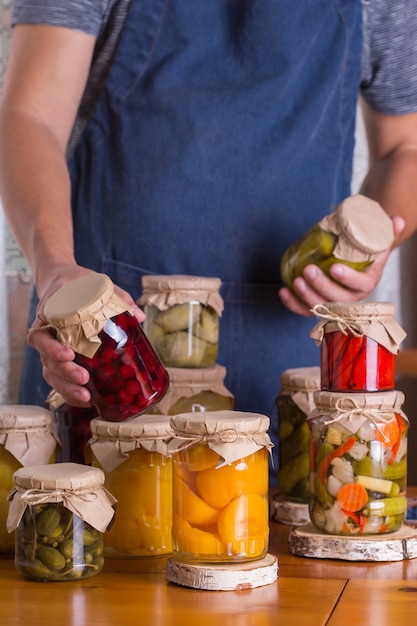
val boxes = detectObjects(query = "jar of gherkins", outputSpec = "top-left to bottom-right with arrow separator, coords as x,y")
7,463 -> 116,581
168,410 -> 273,564
88,415 -> 174,559
310,302 -> 406,392
276,367 -> 320,506
308,390 -> 408,536
148,364 -> 234,415
47,389 -> 97,464
138,274 -> 224,368
40,273 -> 169,422
0,405 -> 60,557
280,195 -> 394,291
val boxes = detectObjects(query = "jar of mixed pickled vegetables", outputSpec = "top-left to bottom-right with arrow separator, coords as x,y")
7,463 -> 116,581
0,405 -> 59,556
168,410 -> 273,563
276,366 -> 320,504
138,274 -> 224,368
89,415 -> 174,559
47,389 -> 97,464
308,390 -> 408,536
41,273 -> 169,422
310,301 -> 406,392
148,364 -> 234,415
280,195 -> 394,291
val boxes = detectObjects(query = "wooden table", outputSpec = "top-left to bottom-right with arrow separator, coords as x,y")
2,491 -> 417,626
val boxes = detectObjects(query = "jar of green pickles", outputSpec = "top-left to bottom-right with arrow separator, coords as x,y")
138,274 -> 224,368
276,367 -> 320,505
280,195 -> 394,290
89,415 -> 174,559
7,463 -> 116,581
148,364 -> 234,415
168,411 -> 273,564
308,390 -> 408,536
0,405 -> 60,556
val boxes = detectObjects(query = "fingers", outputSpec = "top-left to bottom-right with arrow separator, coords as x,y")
113,285 -> 146,323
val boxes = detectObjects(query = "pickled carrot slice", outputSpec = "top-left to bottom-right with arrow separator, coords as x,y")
375,417 -> 400,447
336,482 -> 368,513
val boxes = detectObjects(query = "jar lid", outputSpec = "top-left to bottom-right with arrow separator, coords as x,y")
311,389 -> 405,412
7,463 -> 116,533
168,410 -> 273,467
138,274 -> 224,315
279,366 -> 321,391
42,273 -> 131,358
90,414 -> 173,441
0,405 -> 59,466
336,195 -> 394,254
310,301 -> 407,354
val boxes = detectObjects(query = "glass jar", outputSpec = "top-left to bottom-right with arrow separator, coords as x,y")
280,195 -> 394,290
7,462 -> 116,581
47,389 -> 97,464
308,390 -> 408,536
42,273 -> 169,422
276,366 -> 320,503
310,301 -> 406,392
168,410 -> 272,563
138,274 -> 224,368
89,415 -> 173,559
0,405 -> 59,557
148,364 -> 234,415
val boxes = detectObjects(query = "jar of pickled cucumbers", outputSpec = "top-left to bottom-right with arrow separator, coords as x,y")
308,390 -> 408,536
0,405 -> 59,556
40,273 -> 169,422
168,410 -> 273,563
7,463 -> 116,581
47,389 -> 97,464
138,274 -> 224,368
88,415 -> 174,559
276,367 -> 320,504
280,195 -> 394,290
310,302 -> 406,392
148,364 -> 234,415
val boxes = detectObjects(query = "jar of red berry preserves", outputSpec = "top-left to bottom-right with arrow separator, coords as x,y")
310,301 -> 406,392
138,275 -> 223,368
42,273 -> 169,422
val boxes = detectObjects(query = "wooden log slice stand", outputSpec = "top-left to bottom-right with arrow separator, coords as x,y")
166,553 -> 278,591
270,492 -> 310,526
288,523 -> 417,562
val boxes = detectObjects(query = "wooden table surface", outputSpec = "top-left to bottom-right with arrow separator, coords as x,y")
2,490 -> 417,626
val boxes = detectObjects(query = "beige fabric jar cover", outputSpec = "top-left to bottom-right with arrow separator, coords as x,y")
7,463 -> 116,533
154,364 -> 234,415
168,410 -> 273,468
41,273 -> 131,358
0,405 -> 60,466
319,195 -> 394,263
310,301 -> 407,354
88,415 -> 174,473
138,274 -> 224,315
277,366 -> 321,416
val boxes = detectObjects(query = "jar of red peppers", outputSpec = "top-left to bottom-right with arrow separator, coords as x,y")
276,366 -> 320,504
89,415 -> 174,559
310,301 -> 406,392
280,195 -> 394,291
0,405 -> 60,556
148,364 -> 234,415
168,410 -> 273,564
138,274 -> 224,368
47,389 -> 97,464
308,389 -> 408,536
41,273 -> 169,422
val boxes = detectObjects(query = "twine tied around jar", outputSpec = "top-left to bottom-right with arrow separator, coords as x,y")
169,427 -> 241,453
310,304 -> 365,337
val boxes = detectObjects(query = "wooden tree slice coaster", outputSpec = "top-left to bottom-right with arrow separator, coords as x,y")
288,523 -> 417,562
166,553 -> 278,591
270,493 -> 310,526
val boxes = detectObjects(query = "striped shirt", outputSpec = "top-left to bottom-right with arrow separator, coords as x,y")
11,0 -> 417,152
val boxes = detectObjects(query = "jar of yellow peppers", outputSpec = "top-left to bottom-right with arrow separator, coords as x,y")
0,405 -> 60,556
168,410 -> 273,563
88,414 -> 173,558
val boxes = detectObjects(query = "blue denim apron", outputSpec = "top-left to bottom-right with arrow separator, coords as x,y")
21,0 -> 362,470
